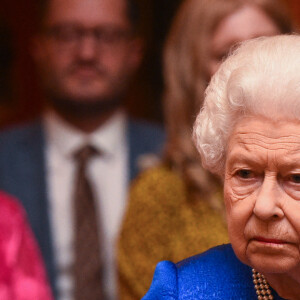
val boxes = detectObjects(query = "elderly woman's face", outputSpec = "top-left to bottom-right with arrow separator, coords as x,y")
224,116 -> 300,275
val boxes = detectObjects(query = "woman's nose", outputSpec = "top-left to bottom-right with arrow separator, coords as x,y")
253,175 -> 284,221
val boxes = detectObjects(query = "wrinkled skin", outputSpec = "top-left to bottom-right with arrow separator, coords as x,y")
224,116 -> 300,299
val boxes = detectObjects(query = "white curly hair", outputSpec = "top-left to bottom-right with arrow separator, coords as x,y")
193,34 -> 300,176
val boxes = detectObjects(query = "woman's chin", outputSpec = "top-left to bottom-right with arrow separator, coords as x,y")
246,243 -> 300,274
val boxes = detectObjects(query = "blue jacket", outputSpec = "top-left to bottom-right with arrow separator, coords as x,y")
143,244 -> 284,299
0,118 -> 165,297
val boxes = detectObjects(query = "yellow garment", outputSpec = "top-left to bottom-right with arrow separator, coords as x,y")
117,165 -> 229,299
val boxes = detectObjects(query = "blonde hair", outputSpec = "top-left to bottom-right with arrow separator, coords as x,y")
163,0 -> 293,203
193,34 -> 300,176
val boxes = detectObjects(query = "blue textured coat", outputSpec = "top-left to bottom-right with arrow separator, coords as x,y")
143,244 -> 285,299
0,118 -> 165,297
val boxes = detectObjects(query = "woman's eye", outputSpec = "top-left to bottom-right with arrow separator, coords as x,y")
289,174 -> 300,183
236,169 -> 253,179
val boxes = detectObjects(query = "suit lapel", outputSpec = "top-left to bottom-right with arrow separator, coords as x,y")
8,121 -> 57,295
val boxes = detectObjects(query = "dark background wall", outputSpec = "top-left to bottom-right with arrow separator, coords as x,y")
0,0 -> 39,127
0,0 -> 299,128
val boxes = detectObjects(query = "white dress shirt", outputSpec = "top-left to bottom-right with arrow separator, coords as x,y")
44,110 -> 129,300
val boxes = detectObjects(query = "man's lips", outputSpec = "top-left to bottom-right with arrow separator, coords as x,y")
72,68 -> 99,77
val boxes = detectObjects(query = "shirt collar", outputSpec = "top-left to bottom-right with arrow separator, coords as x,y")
43,109 -> 127,159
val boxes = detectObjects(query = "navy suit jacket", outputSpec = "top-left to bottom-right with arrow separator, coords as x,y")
143,244 -> 284,299
0,118 -> 165,297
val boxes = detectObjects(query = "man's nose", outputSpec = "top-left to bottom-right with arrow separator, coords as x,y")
253,175 -> 284,221
76,35 -> 98,60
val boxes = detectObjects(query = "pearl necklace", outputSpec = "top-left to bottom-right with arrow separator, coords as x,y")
252,269 -> 274,300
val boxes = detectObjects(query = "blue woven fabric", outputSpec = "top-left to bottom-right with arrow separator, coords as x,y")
143,244 -> 285,299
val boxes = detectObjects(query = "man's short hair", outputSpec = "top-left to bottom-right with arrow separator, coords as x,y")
36,0 -> 140,32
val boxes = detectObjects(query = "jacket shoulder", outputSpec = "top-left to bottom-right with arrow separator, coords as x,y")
177,243 -> 236,267
143,245 -> 256,299
142,261 -> 178,300
0,121 -> 43,147
128,119 -> 165,150
176,244 -> 255,299
128,119 -> 165,137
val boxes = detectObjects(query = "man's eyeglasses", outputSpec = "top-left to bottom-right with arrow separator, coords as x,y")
44,24 -> 133,51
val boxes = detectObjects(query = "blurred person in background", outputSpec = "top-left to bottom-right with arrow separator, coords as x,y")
0,191 -> 53,299
0,0 -> 165,299
118,0 -> 294,298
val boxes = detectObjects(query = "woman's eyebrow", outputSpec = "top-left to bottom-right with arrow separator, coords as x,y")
226,151 -> 263,168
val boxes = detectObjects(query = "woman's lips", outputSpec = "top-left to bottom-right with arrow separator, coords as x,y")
253,236 -> 287,244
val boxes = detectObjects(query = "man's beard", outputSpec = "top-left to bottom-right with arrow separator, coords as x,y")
47,94 -> 123,118
43,60 -> 127,117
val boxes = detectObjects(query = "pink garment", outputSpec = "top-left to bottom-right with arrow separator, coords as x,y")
0,191 -> 53,299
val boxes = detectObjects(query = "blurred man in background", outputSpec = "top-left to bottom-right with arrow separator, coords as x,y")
0,0 -> 165,298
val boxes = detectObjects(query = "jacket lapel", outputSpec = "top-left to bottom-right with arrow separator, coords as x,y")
0,121 -> 57,295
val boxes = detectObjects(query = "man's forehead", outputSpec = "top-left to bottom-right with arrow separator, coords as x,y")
45,0 -> 129,26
